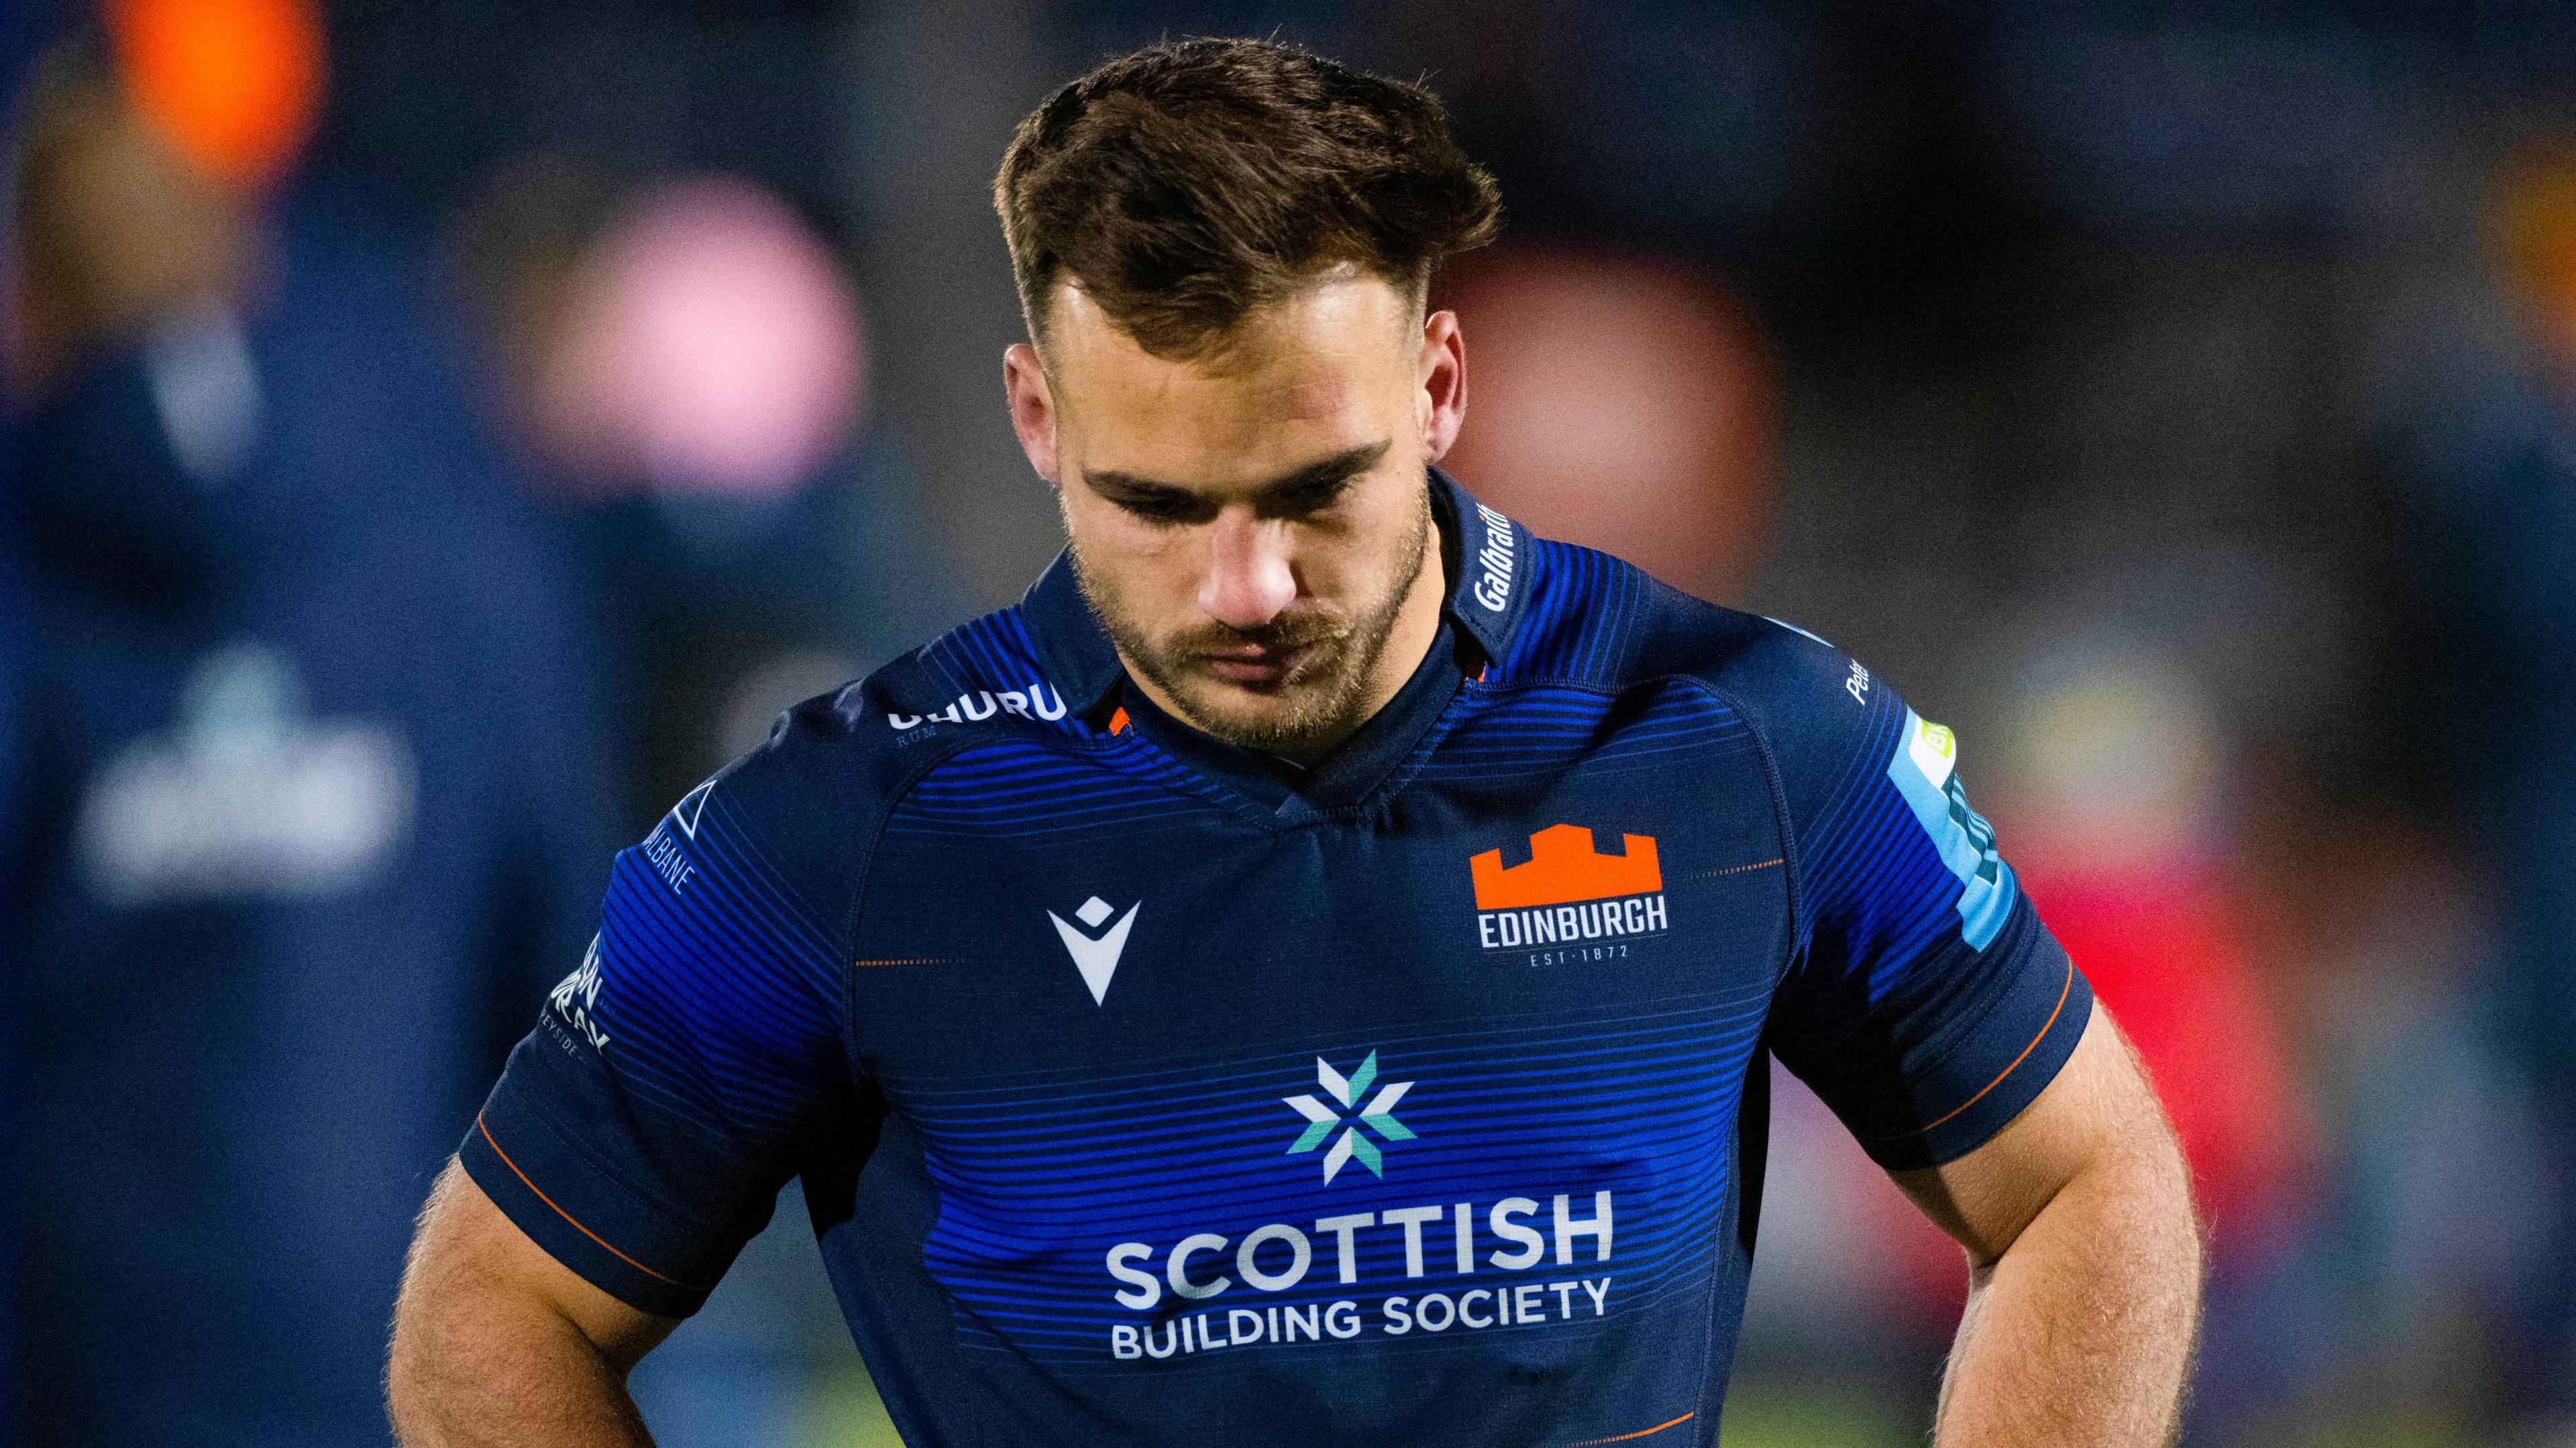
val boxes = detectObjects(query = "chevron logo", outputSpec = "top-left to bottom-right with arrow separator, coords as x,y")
1048,895 -> 1140,1005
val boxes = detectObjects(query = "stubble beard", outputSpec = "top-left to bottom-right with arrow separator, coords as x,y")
1073,490 -> 1432,759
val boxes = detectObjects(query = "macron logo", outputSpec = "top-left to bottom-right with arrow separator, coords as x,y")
1049,895 -> 1141,1005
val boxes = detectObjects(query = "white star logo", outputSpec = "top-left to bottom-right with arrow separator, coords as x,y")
1283,1051 -> 1416,1182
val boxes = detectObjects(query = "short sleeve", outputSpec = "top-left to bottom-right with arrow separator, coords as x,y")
1756,641 -> 2092,1172
460,772 -> 863,1317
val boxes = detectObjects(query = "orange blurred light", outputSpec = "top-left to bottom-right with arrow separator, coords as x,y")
1439,250 -> 1778,604
105,0 -> 325,193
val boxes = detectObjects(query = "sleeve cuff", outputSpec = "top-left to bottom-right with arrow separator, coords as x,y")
460,1060 -> 727,1319
1850,922 -> 2093,1171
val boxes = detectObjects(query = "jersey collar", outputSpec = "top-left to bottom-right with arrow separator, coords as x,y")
1018,551 -> 1127,720
1018,465 -> 1525,723
1431,464 -> 1530,664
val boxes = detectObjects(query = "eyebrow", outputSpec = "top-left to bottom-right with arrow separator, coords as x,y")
1081,440 -> 1392,510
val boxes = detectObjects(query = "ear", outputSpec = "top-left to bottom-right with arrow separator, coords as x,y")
1417,309 -> 1466,464
1004,342 -> 1061,486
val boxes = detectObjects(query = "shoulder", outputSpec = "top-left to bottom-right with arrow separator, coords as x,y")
668,602 -> 1104,891
1645,596 -> 1888,763
1499,534 -> 1882,730
1491,533 -> 1899,814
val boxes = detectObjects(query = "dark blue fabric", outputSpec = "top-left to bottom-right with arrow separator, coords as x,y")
0,401 -> 28,1448
7,206 -> 610,1447
468,471 -> 2086,1446
569,428 -> 976,839
2392,362 -> 2576,1405
0,13 -> 77,1437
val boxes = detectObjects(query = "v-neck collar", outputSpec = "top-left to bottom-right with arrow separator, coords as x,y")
1015,467 -> 1527,818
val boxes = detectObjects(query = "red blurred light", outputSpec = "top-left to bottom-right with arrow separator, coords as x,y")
105,0 -> 325,193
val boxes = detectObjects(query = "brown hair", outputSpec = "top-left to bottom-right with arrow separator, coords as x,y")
995,37 -> 1500,359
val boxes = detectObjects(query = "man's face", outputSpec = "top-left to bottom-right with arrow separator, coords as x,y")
1006,272 -> 1464,758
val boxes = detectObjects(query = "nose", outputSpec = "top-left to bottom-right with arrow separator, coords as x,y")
1197,505 -> 1297,630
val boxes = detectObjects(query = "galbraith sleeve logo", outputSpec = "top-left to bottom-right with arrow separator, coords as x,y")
1469,824 -> 1668,951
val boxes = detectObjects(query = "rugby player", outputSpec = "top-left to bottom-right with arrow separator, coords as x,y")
388,38 -> 2200,1447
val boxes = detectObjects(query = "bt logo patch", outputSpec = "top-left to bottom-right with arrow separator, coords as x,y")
1887,710 -> 2016,952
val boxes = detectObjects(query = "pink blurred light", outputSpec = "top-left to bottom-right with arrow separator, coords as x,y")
537,176 -> 864,500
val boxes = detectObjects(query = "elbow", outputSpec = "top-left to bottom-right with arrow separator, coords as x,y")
384,1163 -> 481,1442
2090,1104 -> 2206,1316
2157,1125 -> 2207,1299
2005,1101 -> 2204,1290
383,1314 -> 427,1441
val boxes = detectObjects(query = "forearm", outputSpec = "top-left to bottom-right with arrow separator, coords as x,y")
1932,1144 -> 2202,1446
388,1292 -> 656,1447
387,1163 -> 670,1448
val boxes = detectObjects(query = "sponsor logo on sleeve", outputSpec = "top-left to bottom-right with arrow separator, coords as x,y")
1887,710 -> 2014,950
547,936 -> 611,1051
640,779 -> 711,893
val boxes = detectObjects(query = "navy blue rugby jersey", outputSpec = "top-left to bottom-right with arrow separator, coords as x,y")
462,469 -> 2091,1447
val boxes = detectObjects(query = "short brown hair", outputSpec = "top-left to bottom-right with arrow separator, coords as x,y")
995,38 -> 1500,359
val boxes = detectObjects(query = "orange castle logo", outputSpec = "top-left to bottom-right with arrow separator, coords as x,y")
1470,824 -> 1663,911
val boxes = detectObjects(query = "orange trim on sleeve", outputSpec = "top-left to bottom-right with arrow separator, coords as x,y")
1568,1412 -> 1697,1445
475,1113 -> 694,1288
1873,952 -> 2078,1141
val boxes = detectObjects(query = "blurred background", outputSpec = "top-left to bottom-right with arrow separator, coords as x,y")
3,1 -> 2573,1445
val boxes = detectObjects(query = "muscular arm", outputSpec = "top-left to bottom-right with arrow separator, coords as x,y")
386,1160 -> 679,1447
1891,1001 -> 2202,1446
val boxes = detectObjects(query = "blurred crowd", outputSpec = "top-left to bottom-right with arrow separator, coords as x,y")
5,2 -> 2576,1445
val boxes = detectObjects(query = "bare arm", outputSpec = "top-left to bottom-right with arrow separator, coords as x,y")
1891,1001 -> 2203,1446
386,1160 -> 680,1447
